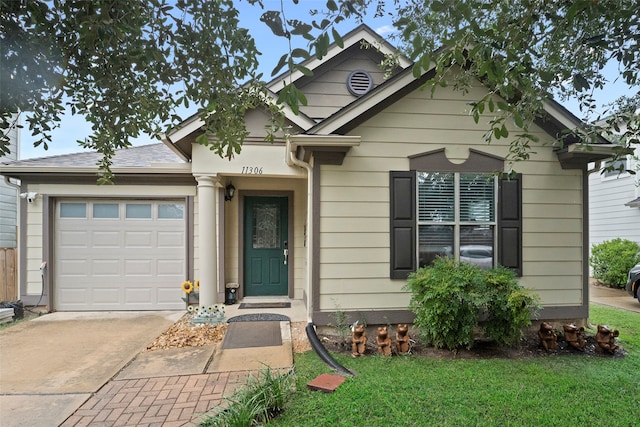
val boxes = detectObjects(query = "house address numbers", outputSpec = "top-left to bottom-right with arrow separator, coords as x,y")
241,166 -> 264,174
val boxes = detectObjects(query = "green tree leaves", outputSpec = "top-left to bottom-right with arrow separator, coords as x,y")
3,0 -> 638,179
390,0 -> 639,161
1,0 -> 266,181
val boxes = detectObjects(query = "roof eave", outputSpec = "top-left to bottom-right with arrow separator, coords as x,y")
289,134 -> 361,165
160,133 -> 192,162
555,144 -> 632,170
0,164 -> 192,177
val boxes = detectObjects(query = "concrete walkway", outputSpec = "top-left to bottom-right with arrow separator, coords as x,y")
59,320 -> 296,426
0,301 -> 306,427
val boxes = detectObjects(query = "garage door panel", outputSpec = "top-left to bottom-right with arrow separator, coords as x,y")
124,259 -> 153,276
55,199 -> 186,311
92,231 -> 121,247
125,287 -> 153,304
58,288 -> 88,305
157,231 -> 185,248
91,260 -> 122,276
93,288 -> 120,304
59,231 -> 89,248
157,259 -> 184,275
125,231 -> 153,247
58,260 -> 89,276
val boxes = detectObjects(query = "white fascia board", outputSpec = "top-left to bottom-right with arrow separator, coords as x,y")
166,115 -> 205,142
164,92 -> 316,146
564,143 -> 629,156
267,27 -> 411,94
160,133 -> 190,162
264,91 -> 317,130
542,100 -> 583,131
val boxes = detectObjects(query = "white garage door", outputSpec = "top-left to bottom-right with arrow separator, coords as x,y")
54,199 -> 186,311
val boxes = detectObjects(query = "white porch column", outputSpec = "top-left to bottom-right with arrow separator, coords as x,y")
196,175 -> 218,306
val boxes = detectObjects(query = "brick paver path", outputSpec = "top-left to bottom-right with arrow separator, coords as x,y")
61,372 -> 250,427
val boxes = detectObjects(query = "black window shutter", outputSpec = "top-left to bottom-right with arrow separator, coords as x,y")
498,174 -> 523,276
390,171 -> 416,279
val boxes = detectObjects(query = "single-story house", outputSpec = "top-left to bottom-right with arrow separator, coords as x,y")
0,25 -> 619,325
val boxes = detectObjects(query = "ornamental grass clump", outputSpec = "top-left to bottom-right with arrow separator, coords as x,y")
405,258 -> 540,351
200,367 -> 295,427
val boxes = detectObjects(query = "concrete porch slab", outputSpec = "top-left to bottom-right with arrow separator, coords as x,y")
207,343 -> 293,373
115,344 -> 216,380
208,321 -> 293,372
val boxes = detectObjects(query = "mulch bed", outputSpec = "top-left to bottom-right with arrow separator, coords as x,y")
145,313 -> 227,351
317,330 -> 627,359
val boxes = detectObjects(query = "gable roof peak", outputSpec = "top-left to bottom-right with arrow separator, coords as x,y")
266,24 -> 411,93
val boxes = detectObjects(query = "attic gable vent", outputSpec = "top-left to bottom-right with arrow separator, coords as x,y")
347,70 -> 373,96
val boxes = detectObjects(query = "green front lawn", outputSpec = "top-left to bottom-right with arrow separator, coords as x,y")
272,305 -> 639,426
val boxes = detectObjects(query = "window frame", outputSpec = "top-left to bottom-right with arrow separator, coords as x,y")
601,156 -> 630,180
390,169 -> 522,279
416,172 -> 498,269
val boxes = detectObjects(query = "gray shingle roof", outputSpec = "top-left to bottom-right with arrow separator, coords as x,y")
4,143 -> 184,168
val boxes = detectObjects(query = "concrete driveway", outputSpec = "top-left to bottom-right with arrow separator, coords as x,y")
590,283 -> 640,313
0,311 -> 182,427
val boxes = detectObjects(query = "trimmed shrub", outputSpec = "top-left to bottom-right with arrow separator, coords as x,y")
405,258 -> 540,351
590,238 -> 640,288
482,267 -> 540,346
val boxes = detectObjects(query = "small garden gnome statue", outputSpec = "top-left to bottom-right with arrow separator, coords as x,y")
563,323 -> 587,351
351,322 -> 367,358
395,324 -> 411,354
595,324 -> 619,354
376,326 -> 392,356
538,322 -> 557,351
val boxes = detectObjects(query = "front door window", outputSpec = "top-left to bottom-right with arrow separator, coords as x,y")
252,204 -> 280,249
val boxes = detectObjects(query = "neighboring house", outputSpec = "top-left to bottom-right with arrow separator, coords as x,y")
0,114 -> 19,248
0,26 -> 618,324
588,143 -> 640,253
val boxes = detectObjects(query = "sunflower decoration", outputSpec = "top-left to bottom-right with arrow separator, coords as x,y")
181,280 -> 194,294
194,280 -> 200,291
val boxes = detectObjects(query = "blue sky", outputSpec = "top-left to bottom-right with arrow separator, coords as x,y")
19,1 -> 631,159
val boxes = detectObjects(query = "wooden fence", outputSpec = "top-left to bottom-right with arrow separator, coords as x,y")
0,248 -> 17,302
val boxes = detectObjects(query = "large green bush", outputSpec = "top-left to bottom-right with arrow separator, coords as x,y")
590,238 -> 640,288
482,267 -> 541,346
404,258 -> 540,351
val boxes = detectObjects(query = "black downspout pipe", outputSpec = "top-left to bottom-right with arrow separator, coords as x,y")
305,322 -> 355,376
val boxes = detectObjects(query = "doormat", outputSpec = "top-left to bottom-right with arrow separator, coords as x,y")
239,302 -> 291,309
221,321 -> 282,349
228,314 -> 290,322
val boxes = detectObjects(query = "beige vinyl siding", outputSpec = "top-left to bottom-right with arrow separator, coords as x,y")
317,77 -> 584,313
25,201 -> 44,294
298,49 -> 388,121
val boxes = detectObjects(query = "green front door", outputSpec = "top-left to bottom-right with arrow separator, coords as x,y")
244,196 -> 289,296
